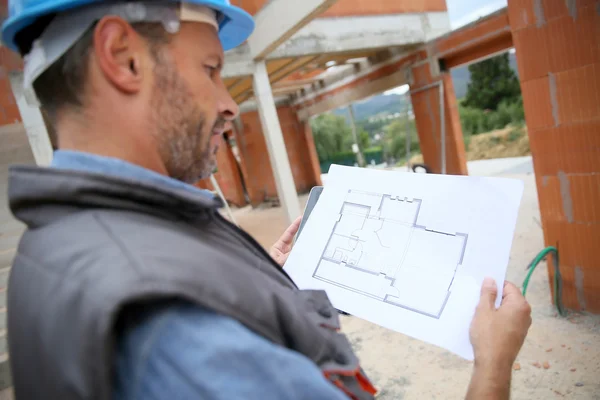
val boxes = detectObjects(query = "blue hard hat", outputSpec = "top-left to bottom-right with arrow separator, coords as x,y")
2,0 -> 255,53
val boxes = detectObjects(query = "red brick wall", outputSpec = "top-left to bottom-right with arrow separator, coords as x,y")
231,0 -> 446,17
321,0 -> 446,17
509,0 -> 600,312
235,105 -> 321,206
229,0 -> 265,16
0,48 -> 22,126
196,134 -> 247,207
233,109 -> 276,204
435,10 -> 513,68
436,10 -> 511,55
410,63 -> 468,175
302,120 -> 323,188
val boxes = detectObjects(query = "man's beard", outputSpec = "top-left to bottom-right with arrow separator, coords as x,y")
150,51 -> 222,184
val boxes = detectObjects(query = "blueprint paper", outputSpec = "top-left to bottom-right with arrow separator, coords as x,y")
284,165 -> 524,360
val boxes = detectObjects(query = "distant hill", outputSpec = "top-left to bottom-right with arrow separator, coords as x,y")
332,94 -> 409,122
329,52 -> 518,121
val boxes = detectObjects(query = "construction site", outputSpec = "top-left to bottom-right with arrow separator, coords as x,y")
0,0 -> 599,398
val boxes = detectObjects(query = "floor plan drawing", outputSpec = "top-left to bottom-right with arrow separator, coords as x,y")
313,190 -> 468,319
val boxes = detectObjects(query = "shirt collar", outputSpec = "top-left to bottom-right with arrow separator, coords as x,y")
50,150 -> 215,200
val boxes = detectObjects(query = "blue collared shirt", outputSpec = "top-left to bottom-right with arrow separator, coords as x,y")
51,150 -> 347,400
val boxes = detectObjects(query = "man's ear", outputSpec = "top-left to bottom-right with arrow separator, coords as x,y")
92,16 -> 146,94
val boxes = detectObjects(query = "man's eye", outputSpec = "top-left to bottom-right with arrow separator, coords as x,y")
205,65 -> 218,74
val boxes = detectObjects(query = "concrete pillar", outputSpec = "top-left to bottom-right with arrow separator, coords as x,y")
8,72 -> 53,166
409,64 -> 467,175
508,0 -> 600,312
234,107 -> 321,206
252,61 -> 301,224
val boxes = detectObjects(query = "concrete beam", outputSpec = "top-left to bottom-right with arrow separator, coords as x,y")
297,67 -> 410,121
229,59 -> 317,103
288,49 -> 409,103
270,12 -> 449,59
291,50 -> 412,115
8,72 -> 53,166
221,57 -> 254,78
222,44 -> 254,78
269,55 -> 322,85
222,12 -> 451,79
252,61 -> 301,224
291,62 -> 371,104
248,0 -> 338,60
273,86 -> 307,96
239,96 -> 291,114
275,78 -> 320,89
292,9 -> 516,118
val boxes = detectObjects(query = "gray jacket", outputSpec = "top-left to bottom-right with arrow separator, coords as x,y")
7,166 -> 376,400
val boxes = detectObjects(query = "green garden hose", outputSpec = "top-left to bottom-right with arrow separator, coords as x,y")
521,246 -> 567,317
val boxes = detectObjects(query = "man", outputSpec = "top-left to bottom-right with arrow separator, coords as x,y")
2,1 -> 532,399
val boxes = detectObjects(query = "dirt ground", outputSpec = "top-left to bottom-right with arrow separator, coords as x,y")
466,126 -> 530,161
232,170 -> 600,399
410,126 -> 531,165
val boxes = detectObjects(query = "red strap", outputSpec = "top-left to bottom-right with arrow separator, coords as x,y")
324,367 -> 377,398
330,377 -> 360,400
356,370 -> 377,395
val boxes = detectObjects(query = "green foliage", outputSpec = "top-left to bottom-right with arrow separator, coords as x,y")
363,147 -> 384,165
463,132 -> 472,151
319,147 -> 383,172
327,151 -> 357,164
358,118 -> 389,137
310,113 -> 354,161
459,98 -> 526,136
458,105 -> 488,136
489,136 -> 502,145
312,107 -> 423,171
312,112 -> 380,172
310,113 -> 373,162
321,147 -> 383,165
508,127 -> 525,142
383,118 -> 420,161
359,130 -> 371,152
499,97 -> 525,125
462,53 -> 521,111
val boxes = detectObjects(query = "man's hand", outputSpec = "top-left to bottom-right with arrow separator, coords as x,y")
470,278 -> 532,368
466,278 -> 532,400
269,216 -> 302,267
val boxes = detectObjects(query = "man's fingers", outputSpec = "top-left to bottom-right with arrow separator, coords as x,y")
479,277 -> 498,309
292,215 -> 302,229
270,216 -> 303,267
501,281 -> 530,316
501,281 -> 521,300
275,216 -> 303,250
284,216 -> 302,241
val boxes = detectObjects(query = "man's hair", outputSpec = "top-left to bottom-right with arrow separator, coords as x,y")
33,22 -> 169,127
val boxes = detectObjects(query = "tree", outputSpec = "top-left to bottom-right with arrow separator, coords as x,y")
383,118 -> 419,161
358,130 -> 370,152
462,53 -> 521,111
310,114 -> 354,161
358,118 -> 389,137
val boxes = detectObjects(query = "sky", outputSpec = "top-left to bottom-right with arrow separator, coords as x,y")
383,0 -> 508,96
447,0 -> 508,29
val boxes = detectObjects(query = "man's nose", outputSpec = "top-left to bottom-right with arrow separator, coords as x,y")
218,81 -> 239,121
